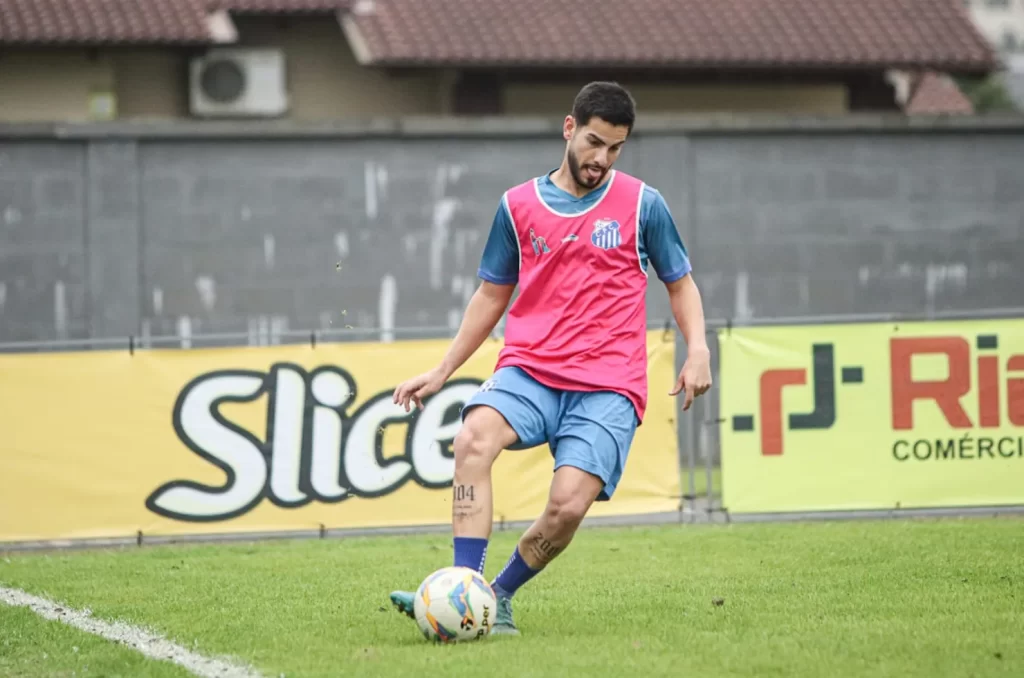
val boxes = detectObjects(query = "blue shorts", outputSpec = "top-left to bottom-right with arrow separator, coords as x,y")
461,366 -> 639,501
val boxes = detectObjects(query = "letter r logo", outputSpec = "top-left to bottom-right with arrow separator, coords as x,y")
732,343 -> 856,456
759,369 -> 807,456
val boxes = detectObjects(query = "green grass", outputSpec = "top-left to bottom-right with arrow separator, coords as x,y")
1,519 -> 1022,678
0,604 -> 193,678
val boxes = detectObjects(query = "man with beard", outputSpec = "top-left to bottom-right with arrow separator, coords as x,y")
388,81 -> 712,635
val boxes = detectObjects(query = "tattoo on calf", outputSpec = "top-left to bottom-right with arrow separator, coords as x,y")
527,532 -> 562,563
453,506 -> 483,521
453,484 -> 476,502
453,484 -> 480,521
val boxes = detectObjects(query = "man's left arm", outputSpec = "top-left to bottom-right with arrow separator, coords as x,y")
641,186 -> 712,411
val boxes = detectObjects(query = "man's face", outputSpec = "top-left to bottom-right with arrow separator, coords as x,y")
564,115 -> 629,190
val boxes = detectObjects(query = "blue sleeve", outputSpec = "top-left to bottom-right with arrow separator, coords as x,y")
640,186 -> 691,283
477,194 -> 519,285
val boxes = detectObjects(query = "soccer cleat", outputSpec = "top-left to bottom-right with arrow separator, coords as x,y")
389,590 -> 416,620
490,594 -> 520,636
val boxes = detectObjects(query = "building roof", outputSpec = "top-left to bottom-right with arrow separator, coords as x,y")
0,0 -> 350,45
0,0 -> 214,45
208,0 -> 347,13
0,0 -> 998,77
344,0 -> 997,73
904,72 -> 975,115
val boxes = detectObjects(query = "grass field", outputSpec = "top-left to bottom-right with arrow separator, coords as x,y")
2,518 -> 1022,678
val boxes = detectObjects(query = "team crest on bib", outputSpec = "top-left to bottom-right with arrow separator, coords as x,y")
591,218 -> 622,250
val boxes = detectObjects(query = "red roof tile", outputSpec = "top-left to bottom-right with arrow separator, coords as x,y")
210,0 -> 348,13
345,0 -> 996,73
0,0 -> 997,76
904,72 -> 975,115
0,0 -> 349,45
0,0 -> 214,45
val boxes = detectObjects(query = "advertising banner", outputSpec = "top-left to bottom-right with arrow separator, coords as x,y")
0,331 -> 680,544
718,319 -> 1024,514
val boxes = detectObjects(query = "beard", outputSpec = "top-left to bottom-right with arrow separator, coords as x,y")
567,147 -> 607,190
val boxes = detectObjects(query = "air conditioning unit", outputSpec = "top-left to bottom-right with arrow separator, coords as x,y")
189,48 -> 288,117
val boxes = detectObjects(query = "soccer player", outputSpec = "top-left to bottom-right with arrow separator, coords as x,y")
388,81 -> 712,635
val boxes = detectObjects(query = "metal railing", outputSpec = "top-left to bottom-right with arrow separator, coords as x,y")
0,325 -> 464,354
5,306 -> 1021,354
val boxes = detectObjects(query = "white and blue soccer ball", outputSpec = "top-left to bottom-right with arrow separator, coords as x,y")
414,566 -> 496,643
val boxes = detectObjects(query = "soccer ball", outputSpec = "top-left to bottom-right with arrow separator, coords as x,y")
414,566 -> 497,643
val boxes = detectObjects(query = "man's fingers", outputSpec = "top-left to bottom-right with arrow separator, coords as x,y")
669,373 -> 686,396
682,386 -> 695,412
397,384 -> 416,412
413,382 -> 438,410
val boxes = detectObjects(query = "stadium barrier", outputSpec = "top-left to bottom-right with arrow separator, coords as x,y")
0,330 -> 681,546
2,309 -> 1023,548
697,312 -> 1024,518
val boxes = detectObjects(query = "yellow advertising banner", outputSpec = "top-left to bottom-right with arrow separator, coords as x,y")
0,331 -> 680,544
719,319 -> 1024,514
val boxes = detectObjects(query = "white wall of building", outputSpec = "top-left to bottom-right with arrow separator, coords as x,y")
965,0 -> 1024,54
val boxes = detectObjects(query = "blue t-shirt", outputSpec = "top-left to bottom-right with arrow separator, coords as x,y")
477,172 -> 692,285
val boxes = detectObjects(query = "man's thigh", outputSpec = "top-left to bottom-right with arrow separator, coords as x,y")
551,391 -> 639,502
461,366 -> 560,450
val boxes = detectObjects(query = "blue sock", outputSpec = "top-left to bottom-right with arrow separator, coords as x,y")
453,537 -> 488,573
492,547 -> 540,598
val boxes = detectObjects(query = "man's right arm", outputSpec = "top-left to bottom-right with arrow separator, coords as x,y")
437,195 -> 519,380
437,281 -> 514,379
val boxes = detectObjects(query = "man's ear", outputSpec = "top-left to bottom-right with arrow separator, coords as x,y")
563,115 -> 575,141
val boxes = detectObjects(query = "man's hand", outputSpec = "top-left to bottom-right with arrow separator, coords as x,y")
393,367 -> 447,412
670,345 -> 712,412
390,280 -> 512,413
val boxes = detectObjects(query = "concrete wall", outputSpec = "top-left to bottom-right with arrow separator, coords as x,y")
231,17 -> 449,120
0,51 -> 117,123
1,116 -> 1023,345
0,20 -> 447,124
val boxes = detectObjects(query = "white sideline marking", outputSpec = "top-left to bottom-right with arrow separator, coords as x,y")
0,585 -> 263,678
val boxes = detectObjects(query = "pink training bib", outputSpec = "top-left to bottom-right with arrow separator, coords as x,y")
496,170 -> 651,421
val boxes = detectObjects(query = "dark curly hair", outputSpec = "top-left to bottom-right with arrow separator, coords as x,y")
571,81 -> 637,132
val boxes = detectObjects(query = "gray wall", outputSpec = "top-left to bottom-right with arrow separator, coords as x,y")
1,118 -> 1023,345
